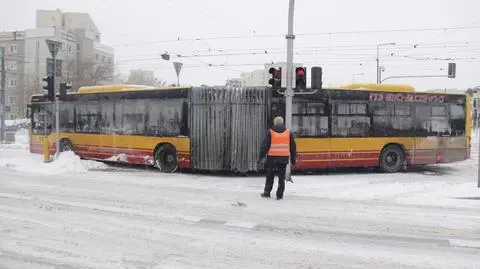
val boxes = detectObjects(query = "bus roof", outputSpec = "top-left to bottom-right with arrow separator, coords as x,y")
30,83 -> 465,102
332,83 -> 416,92
77,84 -> 191,94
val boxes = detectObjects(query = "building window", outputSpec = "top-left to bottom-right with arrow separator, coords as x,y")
9,96 -> 16,104
10,44 -> 17,54
9,79 -> 17,87
7,61 -> 17,72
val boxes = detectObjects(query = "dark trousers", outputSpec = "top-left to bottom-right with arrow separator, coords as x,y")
264,164 -> 287,198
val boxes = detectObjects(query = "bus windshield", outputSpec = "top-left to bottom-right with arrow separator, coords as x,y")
31,104 -> 53,135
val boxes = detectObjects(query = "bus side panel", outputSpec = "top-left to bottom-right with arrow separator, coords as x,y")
412,137 -> 438,165
61,134 -> 191,168
294,138 -> 331,169
30,134 -> 56,155
293,137 -> 414,170
441,136 -> 469,164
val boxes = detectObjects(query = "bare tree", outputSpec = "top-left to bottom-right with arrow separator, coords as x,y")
126,70 -> 157,86
63,59 -> 114,90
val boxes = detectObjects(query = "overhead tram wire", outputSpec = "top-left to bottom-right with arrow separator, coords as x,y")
111,25 -> 480,47
113,41 -> 480,61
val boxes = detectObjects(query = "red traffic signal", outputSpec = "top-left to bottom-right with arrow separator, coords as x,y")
296,68 -> 305,77
295,67 -> 306,90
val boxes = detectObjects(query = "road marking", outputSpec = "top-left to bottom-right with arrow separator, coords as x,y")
197,218 -> 226,225
225,221 -> 257,229
180,216 -> 204,223
448,239 -> 480,249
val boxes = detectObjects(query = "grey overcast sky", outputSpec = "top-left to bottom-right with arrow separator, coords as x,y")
1,0 -> 479,89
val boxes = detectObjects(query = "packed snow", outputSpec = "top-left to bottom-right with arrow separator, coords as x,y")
0,128 -> 479,268
0,129 -> 108,175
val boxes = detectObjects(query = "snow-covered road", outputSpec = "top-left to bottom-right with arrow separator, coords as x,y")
0,130 -> 479,268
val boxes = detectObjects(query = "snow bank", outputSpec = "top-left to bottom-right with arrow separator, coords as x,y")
0,128 -> 108,175
0,149 -> 108,175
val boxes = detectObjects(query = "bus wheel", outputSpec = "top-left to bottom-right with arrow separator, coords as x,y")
154,144 -> 178,173
60,139 -> 74,152
379,145 -> 405,173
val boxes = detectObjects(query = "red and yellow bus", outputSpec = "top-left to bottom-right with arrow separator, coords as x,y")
28,83 -> 471,173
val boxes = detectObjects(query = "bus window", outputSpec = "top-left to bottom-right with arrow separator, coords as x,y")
291,102 -> 328,137
450,104 -> 465,136
76,102 -> 99,133
332,102 -> 370,137
388,104 -> 413,136
292,115 -> 328,137
147,99 -> 182,137
59,102 -> 75,133
121,99 -> 146,135
371,103 -> 388,136
31,104 -> 53,135
99,100 -> 114,134
431,105 -> 450,135
415,104 -> 432,136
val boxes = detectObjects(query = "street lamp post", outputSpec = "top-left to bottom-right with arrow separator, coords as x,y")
376,42 -> 396,84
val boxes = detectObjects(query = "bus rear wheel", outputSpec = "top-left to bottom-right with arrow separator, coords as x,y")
154,144 -> 178,173
60,139 -> 74,152
379,145 -> 405,173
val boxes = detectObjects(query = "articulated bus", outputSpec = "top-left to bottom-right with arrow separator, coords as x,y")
28,83 -> 471,173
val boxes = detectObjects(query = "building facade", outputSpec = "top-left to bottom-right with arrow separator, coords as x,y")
0,31 -> 27,119
127,70 -> 156,86
37,9 -> 114,88
0,9 -> 115,119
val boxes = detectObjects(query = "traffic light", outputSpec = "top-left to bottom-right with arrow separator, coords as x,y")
268,67 -> 282,89
59,82 -> 72,96
448,62 -> 456,78
43,76 -> 54,101
311,66 -> 323,89
295,67 -> 306,90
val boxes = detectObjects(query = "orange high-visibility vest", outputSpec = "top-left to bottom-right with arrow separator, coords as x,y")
267,129 -> 290,156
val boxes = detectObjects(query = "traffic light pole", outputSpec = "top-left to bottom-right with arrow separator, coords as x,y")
284,0 -> 295,181
53,53 -> 60,157
0,47 -> 5,143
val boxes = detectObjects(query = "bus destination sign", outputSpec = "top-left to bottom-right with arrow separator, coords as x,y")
369,93 -> 445,103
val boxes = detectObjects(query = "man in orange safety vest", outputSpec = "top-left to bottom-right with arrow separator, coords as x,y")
258,116 -> 297,200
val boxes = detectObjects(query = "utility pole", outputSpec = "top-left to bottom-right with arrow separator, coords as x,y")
0,47 -> 5,143
376,42 -> 396,84
284,0 -> 295,181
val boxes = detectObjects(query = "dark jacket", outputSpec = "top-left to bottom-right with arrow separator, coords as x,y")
259,124 -> 297,166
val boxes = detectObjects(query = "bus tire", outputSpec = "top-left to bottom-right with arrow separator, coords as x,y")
154,144 -> 178,173
60,139 -> 74,152
379,144 -> 405,173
